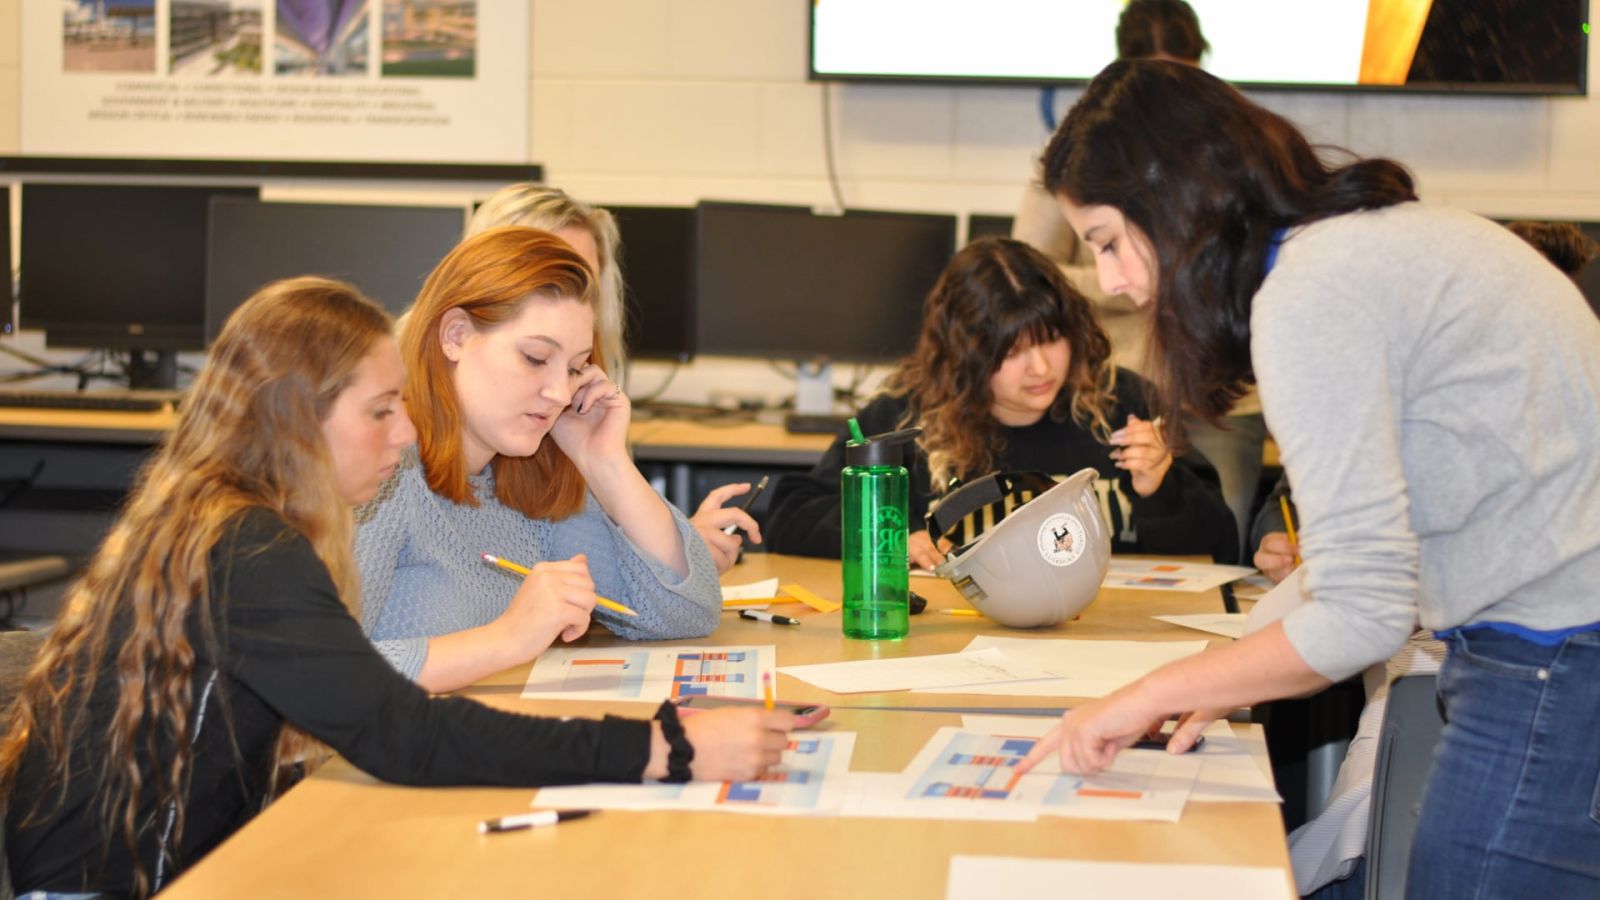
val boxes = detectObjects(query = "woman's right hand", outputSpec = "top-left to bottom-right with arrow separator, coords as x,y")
677,708 -> 795,782
908,529 -> 953,570
1253,532 -> 1300,584
495,553 -> 597,656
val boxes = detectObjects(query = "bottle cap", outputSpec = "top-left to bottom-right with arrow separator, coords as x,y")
845,425 -> 922,468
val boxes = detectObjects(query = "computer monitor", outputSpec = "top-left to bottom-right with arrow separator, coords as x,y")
611,206 -> 696,363
694,202 -> 957,364
19,182 -> 258,386
967,214 -> 1014,244
206,198 -> 466,341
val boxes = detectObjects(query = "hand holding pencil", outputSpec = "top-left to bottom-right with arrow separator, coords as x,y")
481,553 -> 602,652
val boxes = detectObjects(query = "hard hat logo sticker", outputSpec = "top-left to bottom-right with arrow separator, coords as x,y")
1037,513 -> 1086,568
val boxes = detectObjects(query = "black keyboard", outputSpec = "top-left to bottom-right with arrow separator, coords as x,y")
0,390 -> 182,412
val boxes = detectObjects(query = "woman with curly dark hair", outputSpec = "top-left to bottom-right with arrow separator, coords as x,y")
764,236 -> 1236,568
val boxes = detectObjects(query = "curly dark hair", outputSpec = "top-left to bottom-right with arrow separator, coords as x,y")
883,237 -> 1115,489
1505,220 -> 1599,279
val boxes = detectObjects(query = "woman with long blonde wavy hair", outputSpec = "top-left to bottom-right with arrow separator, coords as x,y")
1,278 -> 793,898
764,236 -> 1236,567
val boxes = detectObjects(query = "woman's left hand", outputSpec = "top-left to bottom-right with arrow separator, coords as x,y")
550,365 -> 632,464
1109,414 -> 1174,498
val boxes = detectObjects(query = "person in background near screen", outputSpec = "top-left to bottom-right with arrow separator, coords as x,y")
356,227 -> 723,693
1013,0 -> 1268,558
764,237 -> 1236,567
0,278 -> 792,898
1015,60 -> 1600,898
467,184 -> 761,572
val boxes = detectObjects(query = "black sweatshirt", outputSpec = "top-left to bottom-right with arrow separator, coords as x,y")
765,369 -> 1238,563
6,509 -> 651,896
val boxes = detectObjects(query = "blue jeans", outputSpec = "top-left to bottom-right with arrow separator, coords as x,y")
1406,629 -> 1600,898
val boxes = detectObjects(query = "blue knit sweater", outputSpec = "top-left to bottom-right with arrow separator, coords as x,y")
355,450 -> 722,679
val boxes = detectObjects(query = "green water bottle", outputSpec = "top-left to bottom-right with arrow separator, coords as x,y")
841,419 -> 921,640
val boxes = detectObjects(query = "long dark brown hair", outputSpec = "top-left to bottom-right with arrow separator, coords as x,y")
883,237 -> 1114,489
0,279 -> 390,897
1041,60 -> 1417,435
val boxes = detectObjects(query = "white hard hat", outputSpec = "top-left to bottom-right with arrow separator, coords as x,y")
932,468 -> 1111,628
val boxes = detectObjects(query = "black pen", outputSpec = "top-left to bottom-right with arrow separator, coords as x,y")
479,809 -> 595,834
740,609 -> 800,626
722,476 -> 770,534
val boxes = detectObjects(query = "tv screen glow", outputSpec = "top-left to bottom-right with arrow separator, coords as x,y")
810,0 -> 1587,94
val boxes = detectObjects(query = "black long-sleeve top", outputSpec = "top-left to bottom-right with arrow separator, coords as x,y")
765,369 -> 1238,564
6,509 -> 651,896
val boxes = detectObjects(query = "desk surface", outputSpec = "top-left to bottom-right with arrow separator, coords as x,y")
163,555 -> 1292,899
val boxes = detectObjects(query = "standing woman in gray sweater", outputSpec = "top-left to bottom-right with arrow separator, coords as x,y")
1017,60 -> 1600,898
356,227 -> 723,693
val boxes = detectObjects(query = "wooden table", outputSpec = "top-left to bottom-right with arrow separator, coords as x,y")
163,555 -> 1292,899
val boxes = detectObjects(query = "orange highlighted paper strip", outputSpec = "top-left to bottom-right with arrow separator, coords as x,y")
780,583 -> 842,613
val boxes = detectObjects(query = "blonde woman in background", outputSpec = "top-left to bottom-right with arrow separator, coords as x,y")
468,184 -> 762,572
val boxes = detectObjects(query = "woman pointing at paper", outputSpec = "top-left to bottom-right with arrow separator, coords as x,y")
1015,61 -> 1600,897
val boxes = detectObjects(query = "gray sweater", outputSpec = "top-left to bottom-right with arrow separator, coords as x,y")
1254,202 -> 1600,681
355,451 -> 722,679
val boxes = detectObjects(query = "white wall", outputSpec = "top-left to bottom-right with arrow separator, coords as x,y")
3,0 -> 1599,404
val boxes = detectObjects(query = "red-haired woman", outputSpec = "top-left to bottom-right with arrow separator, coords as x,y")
355,227 -> 723,693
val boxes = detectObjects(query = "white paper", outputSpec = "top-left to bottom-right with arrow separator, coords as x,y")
522,645 -> 776,702
536,733 -> 857,817
911,636 -> 1206,698
884,726 -> 1198,823
839,772 -> 1040,822
1154,613 -> 1249,639
778,647 -> 1053,695
947,857 -> 1292,900
721,577 -> 780,609
956,716 -> 1279,805
1103,559 -> 1257,592
1244,564 -> 1310,635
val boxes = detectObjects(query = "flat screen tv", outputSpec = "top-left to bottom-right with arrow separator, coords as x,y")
810,0 -> 1588,95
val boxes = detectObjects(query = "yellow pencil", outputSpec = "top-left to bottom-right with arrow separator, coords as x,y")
941,608 -> 984,618
762,672 -> 775,711
1278,495 -> 1302,566
480,553 -> 639,618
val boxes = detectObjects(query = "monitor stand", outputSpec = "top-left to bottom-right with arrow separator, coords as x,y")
125,350 -> 179,391
784,359 -> 848,435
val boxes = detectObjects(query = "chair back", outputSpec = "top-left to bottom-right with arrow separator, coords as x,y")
1364,674 -> 1445,900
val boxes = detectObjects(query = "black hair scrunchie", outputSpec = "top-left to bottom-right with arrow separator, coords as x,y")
653,701 -> 694,783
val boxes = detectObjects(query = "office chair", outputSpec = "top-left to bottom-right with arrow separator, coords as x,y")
1364,674 -> 1445,900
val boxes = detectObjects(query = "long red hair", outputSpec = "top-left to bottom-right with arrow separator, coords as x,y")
400,226 -> 600,519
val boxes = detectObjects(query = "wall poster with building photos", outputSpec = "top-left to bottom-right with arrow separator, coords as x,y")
24,2 -> 527,164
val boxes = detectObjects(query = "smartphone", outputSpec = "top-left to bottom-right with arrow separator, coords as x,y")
675,694 -> 830,728
1130,732 -> 1205,753
721,475 -> 770,535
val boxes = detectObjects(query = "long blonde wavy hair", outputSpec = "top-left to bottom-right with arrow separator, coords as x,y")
0,277 -> 392,897
468,184 -> 625,378
884,237 -> 1116,489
